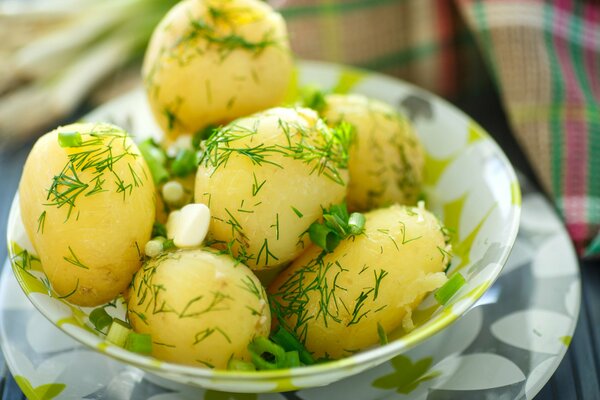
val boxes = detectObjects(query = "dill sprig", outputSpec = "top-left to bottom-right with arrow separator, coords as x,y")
199,113 -> 353,186
44,126 -> 143,221
174,9 -> 278,62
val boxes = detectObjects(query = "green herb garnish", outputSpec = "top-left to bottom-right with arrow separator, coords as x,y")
138,139 -> 169,185
125,332 -> 153,354
58,131 -> 82,148
434,273 -> 466,305
308,202 -> 365,252
171,148 -> 198,177
89,307 -> 113,331
300,85 -> 327,112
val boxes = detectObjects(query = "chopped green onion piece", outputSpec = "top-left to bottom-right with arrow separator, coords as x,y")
171,148 -> 198,177
58,131 -> 82,148
248,337 -> 286,370
193,124 -> 217,149
348,213 -> 366,235
152,222 -> 167,238
434,273 -> 466,305
377,322 -> 388,345
162,239 -> 175,250
106,319 -> 131,347
284,351 -> 301,368
308,222 -> 340,253
228,359 -> 256,371
89,307 -> 113,331
271,327 -> 314,365
138,139 -> 169,185
300,85 -> 326,112
125,332 -> 153,354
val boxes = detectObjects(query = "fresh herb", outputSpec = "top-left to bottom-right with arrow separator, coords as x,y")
271,326 -> 314,365
300,85 -> 327,112
377,322 -> 388,345
171,148 -> 198,177
151,221 -> 167,238
106,318 -> 131,347
434,273 -> 466,305
138,139 -> 169,185
89,307 -> 113,331
125,333 -> 153,354
308,202 -> 365,252
58,131 -> 82,148
192,124 -> 217,149
228,359 -> 256,371
199,117 -> 353,186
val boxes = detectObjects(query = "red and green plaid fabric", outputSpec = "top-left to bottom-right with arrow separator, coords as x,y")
271,0 -> 600,256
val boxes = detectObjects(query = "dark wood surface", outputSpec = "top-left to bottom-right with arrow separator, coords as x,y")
0,97 -> 599,399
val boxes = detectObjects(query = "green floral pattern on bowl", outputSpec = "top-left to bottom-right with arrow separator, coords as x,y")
6,61 -> 521,393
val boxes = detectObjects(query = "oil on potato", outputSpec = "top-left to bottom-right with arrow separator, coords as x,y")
269,204 -> 450,360
322,94 -> 425,211
143,0 -> 293,138
19,123 -> 155,307
127,248 -> 270,368
195,107 -> 351,270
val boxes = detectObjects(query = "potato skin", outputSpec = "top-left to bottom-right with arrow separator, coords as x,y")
269,204 -> 449,359
127,249 -> 271,369
322,94 -> 425,211
143,0 -> 293,137
195,107 -> 350,270
19,123 -> 155,306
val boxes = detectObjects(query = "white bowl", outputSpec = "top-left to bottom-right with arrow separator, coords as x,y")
7,60 -> 521,393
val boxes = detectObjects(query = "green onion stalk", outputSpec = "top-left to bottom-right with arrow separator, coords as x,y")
0,0 -> 179,149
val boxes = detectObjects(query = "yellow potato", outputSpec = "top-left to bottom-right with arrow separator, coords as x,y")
127,248 -> 270,368
143,0 -> 293,137
269,204 -> 450,359
322,94 -> 425,211
195,107 -> 350,270
19,123 -> 155,306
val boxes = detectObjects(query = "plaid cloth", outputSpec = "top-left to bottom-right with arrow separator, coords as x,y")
271,0 -> 600,256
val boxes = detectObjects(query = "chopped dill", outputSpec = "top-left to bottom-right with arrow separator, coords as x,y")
63,246 -> 88,270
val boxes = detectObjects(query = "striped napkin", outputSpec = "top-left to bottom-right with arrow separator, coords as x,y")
273,0 -> 600,256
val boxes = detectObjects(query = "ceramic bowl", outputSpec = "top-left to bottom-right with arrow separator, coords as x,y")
7,61 -> 521,393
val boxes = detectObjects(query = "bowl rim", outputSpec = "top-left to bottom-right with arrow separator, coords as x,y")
6,59 -> 522,383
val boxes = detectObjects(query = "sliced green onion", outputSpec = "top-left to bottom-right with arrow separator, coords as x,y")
434,273 -> 466,305
125,332 -> 153,354
228,359 -> 256,371
162,239 -> 175,250
300,85 -> 326,112
248,336 -> 286,370
89,307 -> 113,331
192,124 -> 217,149
308,222 -> 340,253
271,326 -> 314,365
348,212 -> 366,235
284,351 -> 301,368
171,148 -> 198,177
58,131 -> 82,148
138,139 -> 169,185
151,222 -> 167,239
377,322 -> 388,345
106,318 -> 131,347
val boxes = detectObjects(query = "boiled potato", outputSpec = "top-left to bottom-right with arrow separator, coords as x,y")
143,0 -> 293,137
19,123 -> 155,306
127,248 -> 270,368
269,204 -> 450,359
195,107 -> 350,270
322,94 -> 425,211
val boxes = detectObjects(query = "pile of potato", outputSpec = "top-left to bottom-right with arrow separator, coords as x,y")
18,0 -> 450,370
